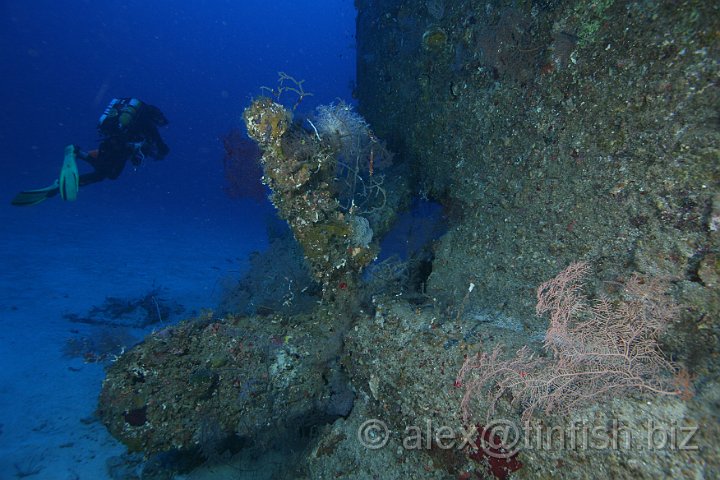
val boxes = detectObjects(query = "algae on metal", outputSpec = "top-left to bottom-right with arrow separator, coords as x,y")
352,0 -> 719,477
243,97 -> 383,292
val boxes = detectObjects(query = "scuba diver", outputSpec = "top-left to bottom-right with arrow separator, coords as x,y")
11,98 -> 169,206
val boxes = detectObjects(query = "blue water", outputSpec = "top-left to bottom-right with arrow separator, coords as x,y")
0,1 -> 355,477
1,0 -> 355,212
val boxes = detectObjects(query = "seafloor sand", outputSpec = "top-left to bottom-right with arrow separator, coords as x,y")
0,195 -> 266,479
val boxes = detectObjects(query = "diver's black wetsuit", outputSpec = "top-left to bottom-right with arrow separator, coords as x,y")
78,99 -> 169,187
10,98 -> 169,206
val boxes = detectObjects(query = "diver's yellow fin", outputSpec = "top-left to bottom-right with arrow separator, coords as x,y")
11,180 -> 60,206
59,145 -> 80,201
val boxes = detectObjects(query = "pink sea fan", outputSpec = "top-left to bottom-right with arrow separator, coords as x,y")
458,263 -> 688,425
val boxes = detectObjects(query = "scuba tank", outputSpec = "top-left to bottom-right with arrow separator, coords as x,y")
118,98 -> 143,130
97,98 -> 120,128
97,98 -> 143,135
